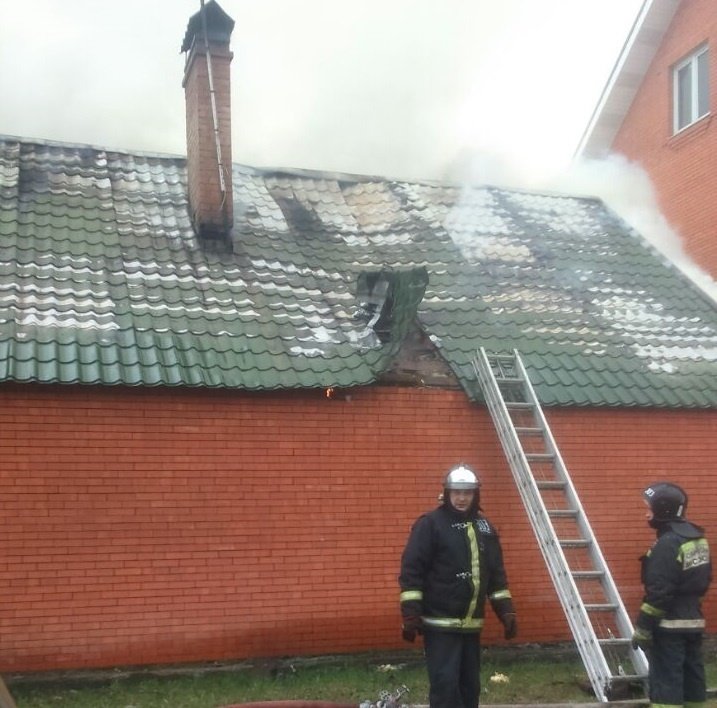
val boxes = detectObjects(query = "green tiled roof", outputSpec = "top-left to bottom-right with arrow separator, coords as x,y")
2,135 -> 717,407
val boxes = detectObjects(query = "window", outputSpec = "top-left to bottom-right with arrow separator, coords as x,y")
673,45 -> 709,133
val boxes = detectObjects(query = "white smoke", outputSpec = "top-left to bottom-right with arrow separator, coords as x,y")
5,1 -> 713,305
441,150 -> 717,305
550,156 -> 717,305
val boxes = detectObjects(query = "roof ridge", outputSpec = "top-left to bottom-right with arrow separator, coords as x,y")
0,133 -> 607,203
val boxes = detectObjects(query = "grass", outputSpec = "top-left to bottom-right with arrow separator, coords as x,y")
7,646 -> 717,707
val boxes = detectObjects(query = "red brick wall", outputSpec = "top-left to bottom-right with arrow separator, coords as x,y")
611,0 -> 717,279
1,382 -> 715,671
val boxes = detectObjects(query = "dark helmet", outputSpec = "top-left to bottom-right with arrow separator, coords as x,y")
643,482 -> 688,522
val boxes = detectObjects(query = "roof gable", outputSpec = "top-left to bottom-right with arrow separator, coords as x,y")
2,135 -> 717,407
577,0 -> 681,157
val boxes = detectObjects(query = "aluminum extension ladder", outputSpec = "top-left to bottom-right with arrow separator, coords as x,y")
472,347 -> 648,703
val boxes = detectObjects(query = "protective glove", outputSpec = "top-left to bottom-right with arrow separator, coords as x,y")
401,616 -> 423,643
501,612 -> 518,640
631,627 -> 652,651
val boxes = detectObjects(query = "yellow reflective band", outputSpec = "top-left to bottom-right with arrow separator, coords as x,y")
651,704 -> 684,708
684,702 -> 707,708
400,590 -> 423,603
640,602 -> 665,617
490,589 -> 512,601
423,616 -> 484,630
465,523 -> 481,623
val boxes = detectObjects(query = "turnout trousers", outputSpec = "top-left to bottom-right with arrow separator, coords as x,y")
649,631 -> 706,708
423,629 -> 481,708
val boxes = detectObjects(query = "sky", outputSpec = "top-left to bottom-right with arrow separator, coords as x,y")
0,0 -> 644,183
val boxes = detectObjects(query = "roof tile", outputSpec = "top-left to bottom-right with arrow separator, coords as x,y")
2,136 -> 717,406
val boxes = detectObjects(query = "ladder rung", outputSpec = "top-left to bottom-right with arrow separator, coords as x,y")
496,376 -> 522,384
598,637 -> 632,647
610,673 -> 648,683
572,570 -> 604,579
536,480 -> 565,490
548,509 -> 578,517
585,603 -> 618,612
559,539 -> 591,548
526,453 -> 555,462
489,354 -> 515,363
505,402 -> 533,409
515,426 -> 542,435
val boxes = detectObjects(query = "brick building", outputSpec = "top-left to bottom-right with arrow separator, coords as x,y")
578,0 -> 717,279
1,1 -> 717,673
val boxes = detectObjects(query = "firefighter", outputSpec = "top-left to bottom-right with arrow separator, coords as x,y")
632,481 -> 712,708
399,464 -> 517,708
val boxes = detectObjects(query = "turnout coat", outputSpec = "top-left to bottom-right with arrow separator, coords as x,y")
636,519 -> 712,634
399,504 -> 514,632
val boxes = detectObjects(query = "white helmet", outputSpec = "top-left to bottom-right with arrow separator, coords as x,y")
444,464 -> 480,490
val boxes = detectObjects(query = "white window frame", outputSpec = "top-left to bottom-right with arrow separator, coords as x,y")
673,45 -> 710,134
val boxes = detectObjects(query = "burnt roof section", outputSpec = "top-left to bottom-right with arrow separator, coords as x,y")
2,134 -> 717,407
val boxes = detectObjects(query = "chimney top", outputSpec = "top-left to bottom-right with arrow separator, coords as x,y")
181,0 -> 235,54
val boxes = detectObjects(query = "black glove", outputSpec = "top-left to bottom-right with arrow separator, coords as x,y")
402,616 -> 423,643
631,627 -> 652,651
501,613 -> 517,640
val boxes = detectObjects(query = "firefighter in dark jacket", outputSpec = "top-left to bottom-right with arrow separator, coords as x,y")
399,464 -> 517,708
632,481 -> 712,708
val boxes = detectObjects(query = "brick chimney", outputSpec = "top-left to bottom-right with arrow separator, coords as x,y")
181,1 -> 234,240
